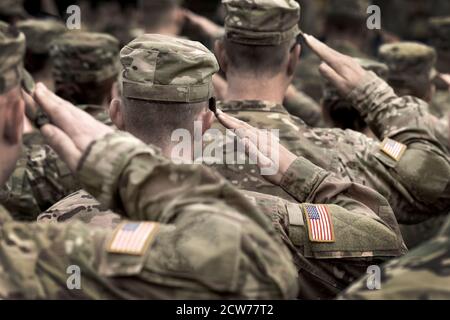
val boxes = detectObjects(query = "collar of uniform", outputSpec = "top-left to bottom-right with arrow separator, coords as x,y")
217,100 -> 289,114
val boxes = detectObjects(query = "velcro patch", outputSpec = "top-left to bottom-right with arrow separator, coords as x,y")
380,138 -> 407,162
302,204 -> 335,243
107,222 -> 159,256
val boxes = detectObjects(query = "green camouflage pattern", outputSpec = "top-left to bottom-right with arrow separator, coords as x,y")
0,132 -> 299,299
0,144 -> 80,221
50,31 -> 120,83
214,73 -> 450,224
36,170 -> 406,300
0,21 -> 25,94
121,34 -> 218,103
378,42 -> 437,88
17,19 -> 66,54
283,88 -> 325,127
223,0 -> 301,46
339,214 -> 450,300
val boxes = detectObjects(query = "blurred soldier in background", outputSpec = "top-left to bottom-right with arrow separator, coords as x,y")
50,31 -> 119,122
17,19 -> 66,91
0,0 -> 27,24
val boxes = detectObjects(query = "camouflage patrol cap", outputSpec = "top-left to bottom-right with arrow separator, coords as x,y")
223,0 -> 301,46
17,19 -> 66,54
327,0 -> 370,21
429,17 -> 450,52
120,34 -> 219,103
0,0 -> 27,18
379,42 -> 437,86
50,31 -> 120,84
0,21 -> 26,94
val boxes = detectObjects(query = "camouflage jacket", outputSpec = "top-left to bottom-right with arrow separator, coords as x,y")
339,213 -> 450,300
283,89 -> 325,127
215,73 -> 450,224
0,132 -> 297,299
38,155 -> 406,299
0,105 -> 113,220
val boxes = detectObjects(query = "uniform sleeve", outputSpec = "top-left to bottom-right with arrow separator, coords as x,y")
0,144 -> 80,220
280,156 -> 406,252
346,72 -> 450,222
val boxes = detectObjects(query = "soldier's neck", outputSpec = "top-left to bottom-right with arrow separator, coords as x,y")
225,73 -> 286,105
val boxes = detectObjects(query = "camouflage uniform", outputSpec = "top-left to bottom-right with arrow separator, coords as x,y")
283,87 -> 325,127
38,31 -> 407,299
322,58 -> 388,131
215,2 -> 450,225
38,158 -> 406,299
339,213 -> 450,300
1,31 -> 120,218
0,24 -> 297,298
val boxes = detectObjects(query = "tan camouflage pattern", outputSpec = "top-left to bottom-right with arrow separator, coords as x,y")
223,0 -> 301,46
50,31 -> 120,83
35,168 -> 406,300
0,132 -> 299,299
283,88 -> 325,127
214,72 -> 450,224
120,34 -> 218,103
339,214 -> 450,300
379,42 -> 437,88
0,144 -> 80,221
17,19 -> 66,54
0,21 -> 25,94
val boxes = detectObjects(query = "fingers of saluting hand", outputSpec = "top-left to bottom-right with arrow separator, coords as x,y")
303,34 -> 347,72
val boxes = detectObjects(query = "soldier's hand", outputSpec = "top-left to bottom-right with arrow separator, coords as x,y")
216,110 -> 297,185
33,83 -> 113,171
303,34 -> 367,96
183,9 -> 224,38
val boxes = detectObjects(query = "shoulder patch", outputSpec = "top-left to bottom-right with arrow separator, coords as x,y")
106,222 -> 159,256
302,204 -> 335,243
380,138 -> 407,162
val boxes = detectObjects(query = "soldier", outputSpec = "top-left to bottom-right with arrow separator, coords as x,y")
0,22 -> 298,299
41,33 -> 406,299
339,213 -> 450,299
378,42 -> 438,111
214,0 -> 450,227
16,19 -> 66,92
137,0 -> 185,36
321,58 -> 389,134
50,31 -> 120,123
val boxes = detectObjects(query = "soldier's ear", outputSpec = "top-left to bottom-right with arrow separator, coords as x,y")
287,44 -> 301,77
214,40 -> 228,73
109,99 -> 125,131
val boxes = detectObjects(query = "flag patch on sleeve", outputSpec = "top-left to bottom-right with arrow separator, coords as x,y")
302,204 -> 335,243
380,138 -> 407,162
106,222 -> 159,256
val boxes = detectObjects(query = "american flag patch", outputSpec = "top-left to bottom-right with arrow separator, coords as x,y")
106,222 -> 159,256
380,138 -> 407,162
302,204 -> 335,243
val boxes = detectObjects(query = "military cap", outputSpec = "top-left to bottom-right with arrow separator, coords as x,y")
326,0 -> 370,21
429,16 -> 450,52
120,34 -> 219,103
223,0 -> 301,46
0,0 -> 27,18
0,21 -> 26,94
17,19 -> 66,55
378,42 -> 437,86
50,31 -> 120,84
